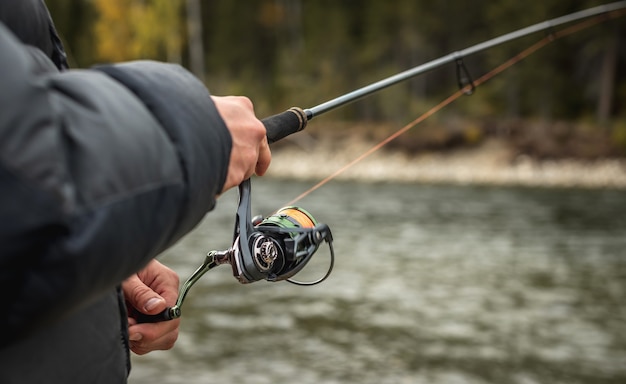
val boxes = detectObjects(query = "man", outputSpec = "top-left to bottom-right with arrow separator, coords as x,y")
0,0 -> 271,382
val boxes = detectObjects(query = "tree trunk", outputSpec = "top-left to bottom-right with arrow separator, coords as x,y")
186,0 -> 205,82
597,31 -> 618,126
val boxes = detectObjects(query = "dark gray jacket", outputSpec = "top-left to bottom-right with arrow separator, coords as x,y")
0,1 -> 231,382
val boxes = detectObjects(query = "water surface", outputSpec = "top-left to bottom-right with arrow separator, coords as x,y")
130,179 -> 626,384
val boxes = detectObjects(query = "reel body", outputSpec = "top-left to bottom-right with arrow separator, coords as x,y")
231,181 -> 334,285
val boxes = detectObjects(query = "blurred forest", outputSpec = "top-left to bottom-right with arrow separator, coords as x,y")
45,0 -> 626,158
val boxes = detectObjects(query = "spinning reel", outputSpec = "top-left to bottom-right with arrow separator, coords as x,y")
232,179 -> 334,285
137,178 -> 334,323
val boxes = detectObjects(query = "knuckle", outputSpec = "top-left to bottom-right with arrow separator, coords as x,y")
163,265 -> 179,285
252,119 -> 266,137
129,284 -> 149,303
232,167 -> 246,183
235,95 -> 253,109
130,343 -> 148,356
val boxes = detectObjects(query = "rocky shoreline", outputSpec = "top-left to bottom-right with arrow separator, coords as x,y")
266,137 -> 626,189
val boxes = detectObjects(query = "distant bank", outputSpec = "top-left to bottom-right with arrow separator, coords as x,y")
266,137 -> 626,189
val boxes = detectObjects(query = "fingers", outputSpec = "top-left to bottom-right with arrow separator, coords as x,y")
123,260 -> 179,311
256,136 -> 271,176
128,318 -> 180,355
212,96 -> 272,192
122,274 -> 167,315
122,260 -> 181,354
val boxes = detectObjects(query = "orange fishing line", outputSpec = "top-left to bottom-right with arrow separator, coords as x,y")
283,10 -> 625,207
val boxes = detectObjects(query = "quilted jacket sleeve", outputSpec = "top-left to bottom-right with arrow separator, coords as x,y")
0,23 -> 231,347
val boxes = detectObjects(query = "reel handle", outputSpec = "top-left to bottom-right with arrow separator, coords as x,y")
262,107 -> 309,143
131,306 -> 181,324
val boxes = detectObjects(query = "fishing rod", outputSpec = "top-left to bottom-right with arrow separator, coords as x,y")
136,2 -> 625,323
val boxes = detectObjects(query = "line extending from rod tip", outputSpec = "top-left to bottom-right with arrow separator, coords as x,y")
283,8 -> 626,206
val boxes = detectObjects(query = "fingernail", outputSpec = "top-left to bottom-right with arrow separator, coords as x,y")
144,297 -> 165,312
129,333 -> 143,342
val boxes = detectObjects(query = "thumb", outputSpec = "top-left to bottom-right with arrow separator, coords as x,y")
122,274 -> 167,315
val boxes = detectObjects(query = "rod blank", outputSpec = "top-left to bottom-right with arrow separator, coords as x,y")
306,1 -> 626,118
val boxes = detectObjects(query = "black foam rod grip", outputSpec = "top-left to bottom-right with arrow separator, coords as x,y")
262,107 -> 308,143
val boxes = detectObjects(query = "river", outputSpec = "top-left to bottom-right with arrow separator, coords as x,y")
129,178 -> 626,384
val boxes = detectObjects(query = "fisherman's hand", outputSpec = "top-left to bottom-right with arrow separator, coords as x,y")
212,96 -> 271,193
122,259 -> 180,355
